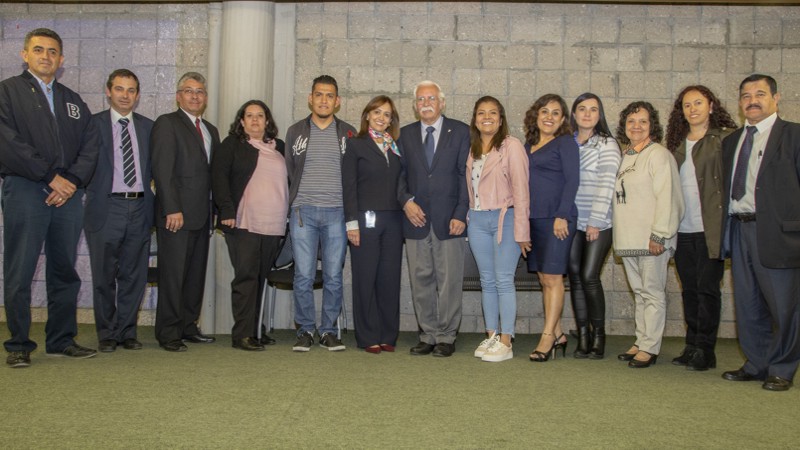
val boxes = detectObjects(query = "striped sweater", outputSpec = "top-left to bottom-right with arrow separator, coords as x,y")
574,134 -> 622,231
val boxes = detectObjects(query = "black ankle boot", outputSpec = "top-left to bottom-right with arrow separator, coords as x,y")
573,326 -> 590,359
588,327 -> 605,359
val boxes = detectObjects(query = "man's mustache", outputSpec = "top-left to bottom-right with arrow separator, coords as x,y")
746,104 -> 762,111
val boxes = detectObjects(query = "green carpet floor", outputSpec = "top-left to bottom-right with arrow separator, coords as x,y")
1,323 -> 798,449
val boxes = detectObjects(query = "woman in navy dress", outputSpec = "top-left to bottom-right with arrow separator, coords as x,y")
524,94 -> 580,362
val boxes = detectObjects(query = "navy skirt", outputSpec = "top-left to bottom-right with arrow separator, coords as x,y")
527,217 -> 576,275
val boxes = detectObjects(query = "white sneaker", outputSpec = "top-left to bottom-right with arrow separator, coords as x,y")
474,332 -> 499,358
482,341 -> 513,362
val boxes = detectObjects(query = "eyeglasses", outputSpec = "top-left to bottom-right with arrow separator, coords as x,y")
178,88 -> 207,97
416,96 -> 439,104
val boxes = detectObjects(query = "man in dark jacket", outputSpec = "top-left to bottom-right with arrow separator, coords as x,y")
397,80 -> 470,357
151,72 -> 220,352
0,28 -> 100,368
284,75 -> 355,352
84,69 -> 154,353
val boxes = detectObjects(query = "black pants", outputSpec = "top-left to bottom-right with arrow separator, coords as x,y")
224,229 -> 281,340
349,210 -> 403,348
674,232 -> 724,352
567,228 -> 613,329
155,225 -> 209,344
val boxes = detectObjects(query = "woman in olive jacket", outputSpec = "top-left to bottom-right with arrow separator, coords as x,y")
666,85 -> 737,371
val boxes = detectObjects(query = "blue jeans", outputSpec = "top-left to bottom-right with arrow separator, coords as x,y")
290,205 -> 346,336
467,209 -> 520,336
2,176 -> 84,353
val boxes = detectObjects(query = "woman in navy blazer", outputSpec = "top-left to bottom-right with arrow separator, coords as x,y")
524,94 -> 580,362
342,96 -> 404,354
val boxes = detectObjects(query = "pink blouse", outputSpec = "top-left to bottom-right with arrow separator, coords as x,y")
236,139 -> 289,236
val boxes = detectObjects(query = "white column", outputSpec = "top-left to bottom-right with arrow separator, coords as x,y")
272,3 -> 296,135
212,1 -> 277,335
198,2 -> 224,336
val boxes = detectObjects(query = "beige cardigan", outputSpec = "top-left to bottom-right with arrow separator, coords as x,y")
612,142 -> 685,256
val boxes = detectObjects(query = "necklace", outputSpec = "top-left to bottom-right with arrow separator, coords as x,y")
617,141 -> 655,180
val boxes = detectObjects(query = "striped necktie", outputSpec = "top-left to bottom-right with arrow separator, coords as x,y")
119,118 -> 136,187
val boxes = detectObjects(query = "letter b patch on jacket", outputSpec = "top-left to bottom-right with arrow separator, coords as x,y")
66,102 -> 81,119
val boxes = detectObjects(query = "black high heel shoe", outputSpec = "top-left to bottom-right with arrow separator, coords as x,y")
617,345 -> 639,361
554,333 -> 568,358
529,332 -> 557,362
628,351 -> 658,368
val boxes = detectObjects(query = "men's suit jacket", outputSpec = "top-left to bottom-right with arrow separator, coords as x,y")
151,109 -> 220,231
84,109 -> 154,233
397,116 -> 470,240
721,116 -> 800,268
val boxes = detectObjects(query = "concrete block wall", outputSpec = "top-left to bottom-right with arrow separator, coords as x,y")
292,2 -> 800,339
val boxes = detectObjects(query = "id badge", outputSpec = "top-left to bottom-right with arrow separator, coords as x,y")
365,210 -> 376,229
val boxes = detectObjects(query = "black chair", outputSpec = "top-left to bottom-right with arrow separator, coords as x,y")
257,231 -> 348,339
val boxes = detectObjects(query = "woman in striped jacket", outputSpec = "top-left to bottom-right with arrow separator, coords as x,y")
567,93 -> 621,359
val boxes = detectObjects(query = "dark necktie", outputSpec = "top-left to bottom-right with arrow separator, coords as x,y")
195,117 -> 204,141
424,126 -> 435,167
119,118 -> 136,188
731,126 -> 757,201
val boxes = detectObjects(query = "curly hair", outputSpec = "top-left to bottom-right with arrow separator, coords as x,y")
524,94 -> 571,146
469,96 -> 510,160
665,85 -> 738,152
357,95 -> 400,140
615,101 -> 663,147
228,99 -> 278,143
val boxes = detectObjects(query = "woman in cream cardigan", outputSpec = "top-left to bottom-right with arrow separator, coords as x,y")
613,101 -> 684,368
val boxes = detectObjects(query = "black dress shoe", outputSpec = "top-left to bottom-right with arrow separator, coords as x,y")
672,345 -> 697,366
617,351 -> 636,361
432,343 -> 455,357
48,344 -> 98,359
161,340 -> 188,352
763,376 -> 793,391
98,340 -> 117,353
686,349 -> 716,371
232,337 -> 265,351
410,342 -> 435,356
722,368 -> 761,382
259,334 -> 276,346
628,352 -> 658,368
122,338 -> 143,350
182,333 -> 216,344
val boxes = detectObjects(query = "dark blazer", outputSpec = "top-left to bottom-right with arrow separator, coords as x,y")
151,109 -> 220,231
721,117 -> 800,268
397,117 -> 470,240
84,109 -> 154,233
210,135 -> 286,232
342,135 -> 403,223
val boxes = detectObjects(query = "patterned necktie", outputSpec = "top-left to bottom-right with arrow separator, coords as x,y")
424,126 -> 435,167
731,126 -> 757,201
119,118 -> 136,187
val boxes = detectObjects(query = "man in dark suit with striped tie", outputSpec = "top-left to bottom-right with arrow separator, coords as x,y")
85,69 -> 154,353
